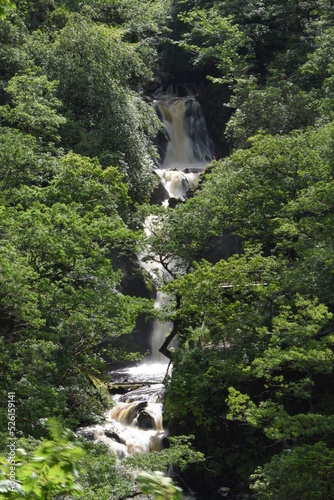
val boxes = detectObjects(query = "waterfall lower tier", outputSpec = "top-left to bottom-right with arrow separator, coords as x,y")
77,369 -> 168,459
156,168 -> 202,200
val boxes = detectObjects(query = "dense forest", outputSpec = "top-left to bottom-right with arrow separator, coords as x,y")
1,0 -> 334,498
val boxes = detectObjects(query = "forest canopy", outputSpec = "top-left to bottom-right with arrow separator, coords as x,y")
0,0 -> 334,498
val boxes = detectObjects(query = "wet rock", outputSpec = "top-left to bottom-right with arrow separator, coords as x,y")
149,431 -> 169,452
110,401 -> 148,425
150,181 -> 170,205
218,486 -> 231,496
97,435 -> 128,459
137,410 -> 156,429
162,435 -> 170,449
182,166 -> 204,174
144,79 -> 162,94
78,429 -> 96,441
118,383 -> 165,403
104,430 -> 126,445
168,197 -> 185,208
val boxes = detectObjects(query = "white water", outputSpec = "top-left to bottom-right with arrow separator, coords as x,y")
77,379 -> 168,458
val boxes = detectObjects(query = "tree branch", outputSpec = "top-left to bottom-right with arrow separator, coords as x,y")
159,294 -> 181,360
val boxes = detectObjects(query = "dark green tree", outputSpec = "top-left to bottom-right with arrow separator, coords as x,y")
47,14 -> 161,201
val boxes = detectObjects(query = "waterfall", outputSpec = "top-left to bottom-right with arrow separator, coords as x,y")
78,84 -> 212,471
77,367 -> 169,459
154,85 -> 212,171
77,398 -> 167,457
145,86 -> 212,359
158,100 -> 212,170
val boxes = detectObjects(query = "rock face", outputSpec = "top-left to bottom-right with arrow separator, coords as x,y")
150,181 -> 170,205
137,410 -> 156,429
168,197 -> 185,208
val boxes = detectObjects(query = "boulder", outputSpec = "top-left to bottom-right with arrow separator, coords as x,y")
150,181 -> 170,205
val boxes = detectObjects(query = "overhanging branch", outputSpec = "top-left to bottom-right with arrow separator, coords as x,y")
159,294 -> 181,360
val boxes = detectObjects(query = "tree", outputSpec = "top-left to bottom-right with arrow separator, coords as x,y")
161,123 -> 334,492
250,442 -> 334,499
137,471 -> 183,500
47,13 -> 161,201
0,152 -> 151,436
0,419 -> 85,498
0,0 -> 15,20
151,123 -> 334,266
178,5 -> 248,86
225,82 -> 314,148
0,70 -> 66,143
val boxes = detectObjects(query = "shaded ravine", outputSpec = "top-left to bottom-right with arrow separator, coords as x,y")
78,86 -> 212,489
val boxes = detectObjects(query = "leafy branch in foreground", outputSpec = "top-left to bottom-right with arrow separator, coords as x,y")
0,0 -> 15,20
0,419 -> 85,498
138,471 -> 183,500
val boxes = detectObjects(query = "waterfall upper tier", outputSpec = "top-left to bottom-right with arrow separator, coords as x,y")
151,86 -> 212,203
153,87 -> 213,171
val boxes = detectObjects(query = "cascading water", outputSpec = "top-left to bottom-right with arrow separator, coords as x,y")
153,85 -> 212,203
144,85 -> 213,357
157,96 -> 212,169
78,86 -> 212,482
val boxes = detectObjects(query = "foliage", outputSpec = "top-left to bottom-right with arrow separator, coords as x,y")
163,346 -> 272,482
75,441 -> 136,500
0,70 -> 66,143
0,0 -> 15,20
164,248 -> 281,345
0,419 -> 85,498
226,82 -> 315,147
0,12 -> 31,92
151,123 -> 334,267
250,443 -> 334,499
161,123 -> 334,491
0,148 -> 151,435
124,435 -> 204,473
225,295 -> 334,442
73,435 -> 203,500
1,0 -> 334,497
47,13 -> 161,202
110,0 -> 173,76
137,471 -> 183,500
0,127 -> 58,196
178,6 -> 248,86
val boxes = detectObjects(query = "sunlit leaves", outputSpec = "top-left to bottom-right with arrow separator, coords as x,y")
138,471 -> 183,499
0,71 -> 66,142
0,127 -> 57,196
0,420 -> 85,498
162,121 -> 334,491
0,0 -> 15,20
164,247 -> 281,346
0,145 -> 151,435
250,442 -> 334,499
178,6 -> 248,85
